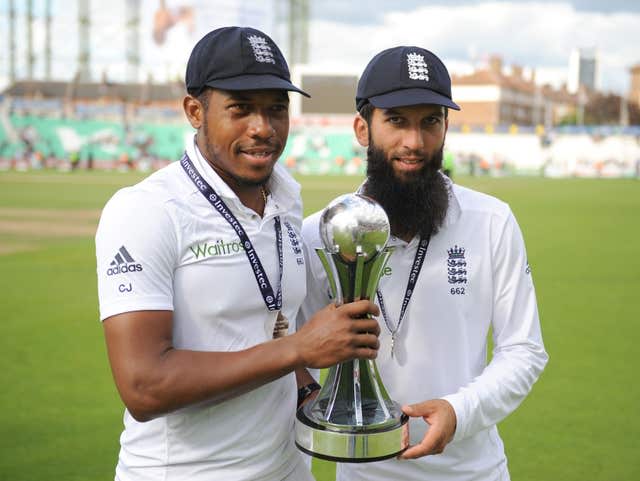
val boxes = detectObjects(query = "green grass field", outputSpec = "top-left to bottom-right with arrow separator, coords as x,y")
1,171 -> 638,480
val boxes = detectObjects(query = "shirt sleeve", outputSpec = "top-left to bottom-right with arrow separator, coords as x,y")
95,188 -> 178,321
442,210 -> 549,442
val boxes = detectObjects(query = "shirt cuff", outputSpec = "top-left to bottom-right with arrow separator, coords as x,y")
99,297 -> 173,321
441,391 -> 469,443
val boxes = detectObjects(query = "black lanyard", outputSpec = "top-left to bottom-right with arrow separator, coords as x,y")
376,235 -> 430,356
180,152 -> 283,311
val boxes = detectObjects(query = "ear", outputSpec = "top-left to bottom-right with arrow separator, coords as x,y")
183,95 -> 204,130
353,113 -> 369,147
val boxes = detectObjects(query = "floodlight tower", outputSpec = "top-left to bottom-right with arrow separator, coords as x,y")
9,0 -> 16,82
288,0 -> 309,65
125,0 -> 141,83
27,0 -> 34,79
78,0 -> 91,82
45,0 -> 52,79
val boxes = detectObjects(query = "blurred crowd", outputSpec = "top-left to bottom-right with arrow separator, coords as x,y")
2,110 -> 640,179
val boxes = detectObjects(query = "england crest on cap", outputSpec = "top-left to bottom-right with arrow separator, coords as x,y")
407,52 -> 430,82
247,34 -> 276,65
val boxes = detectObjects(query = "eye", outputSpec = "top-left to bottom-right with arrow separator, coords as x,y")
271,103 -> 289,113
229,103 -> 251,113
387,116 -> 404,125
424,115 -> 442,126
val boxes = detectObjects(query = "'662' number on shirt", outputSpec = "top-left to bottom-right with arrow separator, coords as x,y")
450,287 -> 465,295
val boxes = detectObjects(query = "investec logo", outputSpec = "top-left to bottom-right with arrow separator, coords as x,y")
107,246 -> 143,276
190,239 -> 245,260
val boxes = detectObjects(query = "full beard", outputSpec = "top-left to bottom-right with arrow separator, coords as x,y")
363,143 -> 450,240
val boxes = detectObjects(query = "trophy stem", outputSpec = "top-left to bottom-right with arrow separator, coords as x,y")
367,359 -> 392,419
353,252 -> 365,300
323,362 -> 342,420
353,360 -> 363,426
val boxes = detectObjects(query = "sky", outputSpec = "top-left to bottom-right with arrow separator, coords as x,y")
1,0 -> 639,95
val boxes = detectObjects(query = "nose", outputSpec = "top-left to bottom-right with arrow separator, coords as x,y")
248,111 -> 276,140
401,127 -> 424,151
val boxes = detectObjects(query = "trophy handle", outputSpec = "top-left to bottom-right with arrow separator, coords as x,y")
364,248 -> 393,301
316,248 -> 343,306
316,246 -> 394,307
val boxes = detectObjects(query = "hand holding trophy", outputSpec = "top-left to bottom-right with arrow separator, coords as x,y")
295,193 -> 408,462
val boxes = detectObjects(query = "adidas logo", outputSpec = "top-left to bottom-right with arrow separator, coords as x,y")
106,246 -> 143,276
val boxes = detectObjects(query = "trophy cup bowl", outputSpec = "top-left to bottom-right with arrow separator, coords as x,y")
295,193 -> 408,462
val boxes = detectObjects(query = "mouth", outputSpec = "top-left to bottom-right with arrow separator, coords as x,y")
395,156 -> 423,164
393,156 -> 425,170
238,146 -> 279,162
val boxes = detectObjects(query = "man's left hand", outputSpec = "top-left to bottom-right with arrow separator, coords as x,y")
398,399 -> 457,459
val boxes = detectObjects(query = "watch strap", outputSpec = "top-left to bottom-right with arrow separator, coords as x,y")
297,381 -> 321,408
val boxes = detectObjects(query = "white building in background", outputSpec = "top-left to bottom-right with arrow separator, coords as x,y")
568,47 -> 600,94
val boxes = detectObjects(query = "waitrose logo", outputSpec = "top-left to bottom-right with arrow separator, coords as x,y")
190,239 -> 245,260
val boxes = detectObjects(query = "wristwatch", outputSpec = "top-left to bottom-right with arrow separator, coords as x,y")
297,382 -> 321,408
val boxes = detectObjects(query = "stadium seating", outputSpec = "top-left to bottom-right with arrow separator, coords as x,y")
2,113 -> 639,177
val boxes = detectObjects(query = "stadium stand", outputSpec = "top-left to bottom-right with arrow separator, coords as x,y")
1,80 -> 639,177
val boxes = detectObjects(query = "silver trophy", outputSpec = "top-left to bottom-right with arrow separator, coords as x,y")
295,193 -> 408,462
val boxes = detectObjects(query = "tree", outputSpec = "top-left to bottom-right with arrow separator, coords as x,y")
584,92 -> 640,125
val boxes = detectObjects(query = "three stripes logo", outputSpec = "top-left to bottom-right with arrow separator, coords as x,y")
106,246 -> 143,276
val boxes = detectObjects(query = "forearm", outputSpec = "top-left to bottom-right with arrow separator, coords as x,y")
105,300 -> 380,422
295,366 -> 318,389
442,337 -> 548,441
118,335 -> 303,421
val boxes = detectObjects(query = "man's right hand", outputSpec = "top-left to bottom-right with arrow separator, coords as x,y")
291,300 -> 380,369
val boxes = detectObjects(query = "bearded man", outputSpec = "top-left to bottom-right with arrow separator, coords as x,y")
297,46 -> 548,481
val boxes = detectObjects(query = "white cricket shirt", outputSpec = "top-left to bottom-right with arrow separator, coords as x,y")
96,139 -> 308,481
297,179 -> 548,481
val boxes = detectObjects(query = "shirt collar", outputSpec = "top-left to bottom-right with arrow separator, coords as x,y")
186,135 -> 300,212
441,174 -> 461,228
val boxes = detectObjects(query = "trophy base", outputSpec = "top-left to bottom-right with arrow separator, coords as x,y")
294,409 -> 409,463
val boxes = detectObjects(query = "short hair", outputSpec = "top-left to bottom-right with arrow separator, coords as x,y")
358,102 -> 374,125
191,87 -> 212,111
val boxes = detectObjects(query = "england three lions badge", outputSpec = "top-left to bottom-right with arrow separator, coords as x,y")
447,245 -> 467,295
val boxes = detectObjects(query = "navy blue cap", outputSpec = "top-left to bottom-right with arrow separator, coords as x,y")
356,46 -> 460,111
186,26 -> 309,97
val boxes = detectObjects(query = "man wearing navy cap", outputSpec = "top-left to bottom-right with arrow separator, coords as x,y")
96,27 -> 381,481
298,46 -> 548,480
